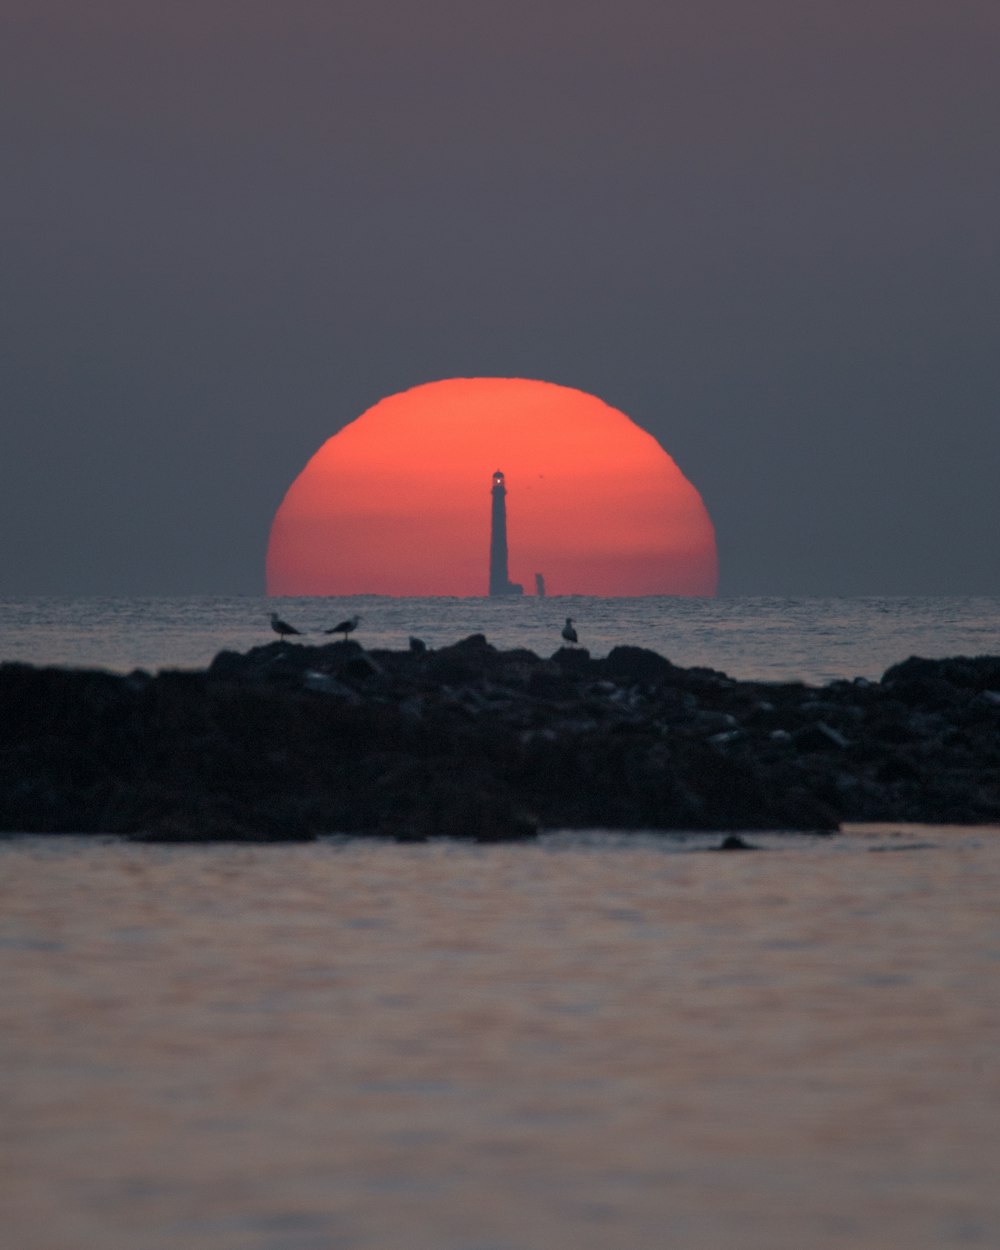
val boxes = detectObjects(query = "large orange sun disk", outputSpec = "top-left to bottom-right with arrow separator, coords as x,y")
266,378 -> 718,597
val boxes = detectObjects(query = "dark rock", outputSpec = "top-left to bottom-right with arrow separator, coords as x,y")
793,721 -> 851,752
3,646 -> 1000,840
882,655 -> 1000,691
876,753 -> 922,783
426,634 -> 499,683
602,646 -> 677,684
207,649 -> 247,679
551,645 -> 592,671
374,762 -> 538,842
714,835 -> 760,851
131,815 -> 316,844
341,651 -> 383,680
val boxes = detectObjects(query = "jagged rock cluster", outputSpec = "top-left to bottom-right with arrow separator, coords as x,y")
2,636 -> 999,841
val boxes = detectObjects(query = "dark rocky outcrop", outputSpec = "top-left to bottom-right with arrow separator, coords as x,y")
2,640 -> 999,841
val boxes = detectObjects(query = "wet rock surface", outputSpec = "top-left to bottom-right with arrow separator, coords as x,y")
2,638 -> 999,841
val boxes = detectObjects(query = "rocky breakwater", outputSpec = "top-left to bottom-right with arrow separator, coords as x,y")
1,638 -> 999,841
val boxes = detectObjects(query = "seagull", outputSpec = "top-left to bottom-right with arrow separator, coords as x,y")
409,636 -> 427,654
324,614 -> 360,641
561,617 -> 578,646
270,611 -> 304,641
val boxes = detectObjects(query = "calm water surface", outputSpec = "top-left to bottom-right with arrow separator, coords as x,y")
2,828 -> 998,1250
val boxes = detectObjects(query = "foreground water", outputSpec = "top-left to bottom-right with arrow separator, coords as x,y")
2,827 -> 998,1250
4,598 -> 999,1246
2,594 -> 1000,684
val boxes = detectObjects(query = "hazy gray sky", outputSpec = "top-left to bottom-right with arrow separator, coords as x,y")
3,1 -> 998,596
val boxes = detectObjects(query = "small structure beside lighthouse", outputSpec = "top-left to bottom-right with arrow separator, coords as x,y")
488,470 -> 524,596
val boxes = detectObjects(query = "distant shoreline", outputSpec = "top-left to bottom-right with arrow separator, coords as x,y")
3,639 -> 999,841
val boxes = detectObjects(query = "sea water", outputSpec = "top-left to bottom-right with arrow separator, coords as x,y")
2,828 -> 999,1250
2,594 -> 999,683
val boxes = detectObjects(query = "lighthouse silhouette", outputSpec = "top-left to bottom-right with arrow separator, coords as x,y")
488,470 -> 524,596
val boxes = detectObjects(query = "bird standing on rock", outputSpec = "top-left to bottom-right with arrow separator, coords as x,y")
325,614 -> 360,641
561,617 -> 578,646
270,611 -> 304,641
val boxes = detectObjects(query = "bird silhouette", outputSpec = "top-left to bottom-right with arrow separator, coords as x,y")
561,617 -> 578,645
324,614 -> 360,641
408,636 -> 427,654
270,611 -> 304,641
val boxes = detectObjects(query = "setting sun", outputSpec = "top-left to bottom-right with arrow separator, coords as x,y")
267,378 -> 718,597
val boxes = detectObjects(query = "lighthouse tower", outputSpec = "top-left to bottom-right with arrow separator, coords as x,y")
488,470 -> 524,597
